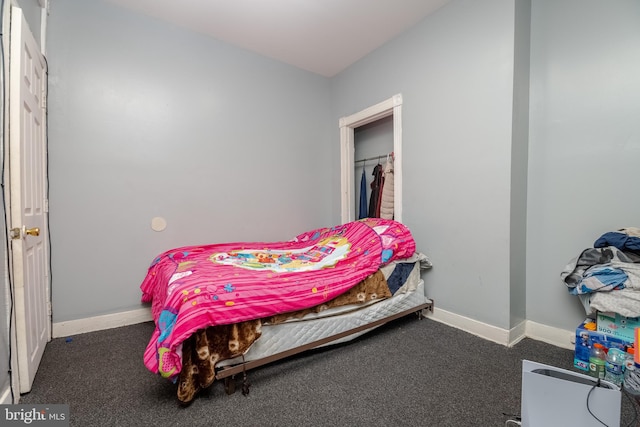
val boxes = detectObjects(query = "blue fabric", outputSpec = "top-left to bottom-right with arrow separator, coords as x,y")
569,266 -> 628,295
594,232 -> 640,253
359,168 -> 368,219
386,263 -> 415,294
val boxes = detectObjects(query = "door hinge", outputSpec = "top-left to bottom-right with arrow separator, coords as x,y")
47,302 -> 52,317
44,198 -> 49,213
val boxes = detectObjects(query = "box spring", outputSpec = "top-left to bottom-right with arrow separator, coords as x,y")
215,279 -> 432,380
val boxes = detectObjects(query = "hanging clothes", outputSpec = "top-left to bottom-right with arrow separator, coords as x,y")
368,163 -> 384,218
380,156 -> 394,219
375,172 -> 384,218
358,167 -> 368,219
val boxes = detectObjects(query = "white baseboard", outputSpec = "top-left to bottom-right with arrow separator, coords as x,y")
426,307 -> 574,350
426,307 -> 512,345
525,319 -> 574,350
51,305 -> 575,352
52,307 -> 152,338
509,318 -> 528,347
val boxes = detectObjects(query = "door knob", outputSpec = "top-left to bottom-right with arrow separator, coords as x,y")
9,226 -> 41,239
24,227 -> 40,237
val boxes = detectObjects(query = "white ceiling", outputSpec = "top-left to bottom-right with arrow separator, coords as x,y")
103,0 -> 452,77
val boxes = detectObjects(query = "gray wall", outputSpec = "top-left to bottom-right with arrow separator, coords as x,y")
47,0 -> 332,322
527,0 -> 640,331
16,0 -> 41,45
332,0 -> 517,329
43,0 -> 640,338
509,0 -> 531,329
332,0 -> 640,334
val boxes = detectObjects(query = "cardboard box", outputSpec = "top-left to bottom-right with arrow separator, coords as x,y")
574,318 -> 632,372
596,311 -> 640,342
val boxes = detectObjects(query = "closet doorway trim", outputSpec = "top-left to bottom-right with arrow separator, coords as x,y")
339,94 -> 403,223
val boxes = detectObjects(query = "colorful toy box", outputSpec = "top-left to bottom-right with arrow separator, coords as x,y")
574,318 -> 632,372
596,311 -> 640,342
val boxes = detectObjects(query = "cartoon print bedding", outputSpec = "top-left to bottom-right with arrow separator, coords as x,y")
140,218 -> 416,384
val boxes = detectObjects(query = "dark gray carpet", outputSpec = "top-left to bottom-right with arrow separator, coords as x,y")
19,316 -> 639,426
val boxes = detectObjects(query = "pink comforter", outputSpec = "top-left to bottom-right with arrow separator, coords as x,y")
141,218 -> 416,379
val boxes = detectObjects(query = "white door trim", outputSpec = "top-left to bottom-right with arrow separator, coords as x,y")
339,94 -> 403,223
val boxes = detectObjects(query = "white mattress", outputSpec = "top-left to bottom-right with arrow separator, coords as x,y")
218,276 -> 430,368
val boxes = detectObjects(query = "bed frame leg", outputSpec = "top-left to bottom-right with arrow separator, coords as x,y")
224,376 -> 236,395
416,300 -> 434,319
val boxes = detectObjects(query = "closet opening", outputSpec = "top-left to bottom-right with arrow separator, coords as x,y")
339,94 -> 403,223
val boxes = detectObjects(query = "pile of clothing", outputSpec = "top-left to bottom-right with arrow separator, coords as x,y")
561,227 -> 640,317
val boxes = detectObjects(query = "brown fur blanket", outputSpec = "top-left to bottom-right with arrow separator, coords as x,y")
177,270 -> 390,403
263,270 -> 391,324
177,319 -> 262,403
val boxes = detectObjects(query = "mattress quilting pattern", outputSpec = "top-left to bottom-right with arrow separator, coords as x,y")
218,279 -> 429,367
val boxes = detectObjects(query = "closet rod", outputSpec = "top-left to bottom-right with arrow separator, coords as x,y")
354,153 -> 393,165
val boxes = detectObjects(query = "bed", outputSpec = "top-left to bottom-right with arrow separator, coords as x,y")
140,218 -> 433,404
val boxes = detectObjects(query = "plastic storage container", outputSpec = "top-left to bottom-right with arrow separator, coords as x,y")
589,343 -> 606,379
605,347 -> 626,386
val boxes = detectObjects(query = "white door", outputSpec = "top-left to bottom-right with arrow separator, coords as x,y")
8,6 -> 50,394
